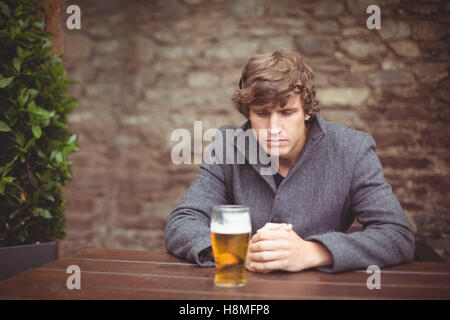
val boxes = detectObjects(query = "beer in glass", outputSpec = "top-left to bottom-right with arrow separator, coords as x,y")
210,205 -> 251,287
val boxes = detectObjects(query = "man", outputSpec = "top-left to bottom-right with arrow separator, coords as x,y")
165,49 -> 415,273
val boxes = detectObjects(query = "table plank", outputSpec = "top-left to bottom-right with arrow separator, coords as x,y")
1,266 -> 449,300
1,248 -> 449,300
40,257 -> 450,288
68,248 -> 193,264
68,248 -> 450,274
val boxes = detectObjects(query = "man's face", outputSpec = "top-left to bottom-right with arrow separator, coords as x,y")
249,95 -> 310,163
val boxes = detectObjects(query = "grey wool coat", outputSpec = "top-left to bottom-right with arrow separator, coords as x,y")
165,114 -> 415,273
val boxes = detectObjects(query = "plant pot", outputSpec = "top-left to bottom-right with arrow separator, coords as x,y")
0,241 -> 57,281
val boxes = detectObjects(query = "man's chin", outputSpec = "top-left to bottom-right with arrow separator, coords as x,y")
265,147 -> 286,158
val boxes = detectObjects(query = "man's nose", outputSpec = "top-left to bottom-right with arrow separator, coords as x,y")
268,114 -> 281,135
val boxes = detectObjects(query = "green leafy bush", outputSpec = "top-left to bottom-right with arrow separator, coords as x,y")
0,0 -> 78,246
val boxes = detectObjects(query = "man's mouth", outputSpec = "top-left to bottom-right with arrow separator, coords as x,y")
267,139 -> 287,147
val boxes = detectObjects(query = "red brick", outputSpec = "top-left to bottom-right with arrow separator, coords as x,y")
379,156 -> 432,170
372,131 -> 414,148
419,125 -> 450,148
412,186 -> 429,198
401,202 -> 425,212
384,106 -> 435,121
65,198 -> 96,213
414,175 -> 450,195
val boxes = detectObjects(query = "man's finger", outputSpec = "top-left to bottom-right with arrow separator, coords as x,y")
249,239 -> 279,252
252,229 -> 290,243
249,239 -> 288,252
247,259 -> 288,273
260,223 -> 292,231
248,249 -> 286,262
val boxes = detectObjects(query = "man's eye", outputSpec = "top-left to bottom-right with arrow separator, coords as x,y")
281,111 -> 292,115
256,112 -> 267,116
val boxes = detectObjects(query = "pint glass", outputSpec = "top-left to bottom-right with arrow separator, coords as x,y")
210,205 -> 251,287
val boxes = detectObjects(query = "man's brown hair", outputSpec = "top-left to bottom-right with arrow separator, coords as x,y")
232,49 -> 320,120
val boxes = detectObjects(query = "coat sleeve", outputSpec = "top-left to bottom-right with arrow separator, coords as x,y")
306,134 -> 415,273
164,132 -> 230,267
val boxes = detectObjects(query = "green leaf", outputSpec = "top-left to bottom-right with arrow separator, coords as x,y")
67,134 -> 77,144
54,151 -> 63,164
15,132 -> 25,146
17,47 -> 31,60
35,208 -> 52,219
0,76 -> 14,88
42,40 -> 52,51
14,4 -> 23,16
0,176 -> 14,194
2,176 -> 13,183
28,100 -> 36,111
27,88 -> 39,100
33,21 -> 45,29
17,46 -> 24,58
42,210 -> 52,219
13,58 -> 21,71
24,136 -> 37,151
41,118 -> 50,127
0,1 -> 11,17
0,120 -> 11,132
18,87 -> 28,106
30,106 -> 55,119
62,100 -> 79,112
31,124 -> 42,138
1,154 -> 19,177
63,144 -> 77,157
36,147 -> 46,159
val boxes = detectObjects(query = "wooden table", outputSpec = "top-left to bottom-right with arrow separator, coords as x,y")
1,248 -> 449,300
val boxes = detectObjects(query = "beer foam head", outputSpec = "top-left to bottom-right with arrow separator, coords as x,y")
211,214 -> 251,234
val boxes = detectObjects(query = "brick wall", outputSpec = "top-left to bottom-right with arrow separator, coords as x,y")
60,0 -> 450,257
